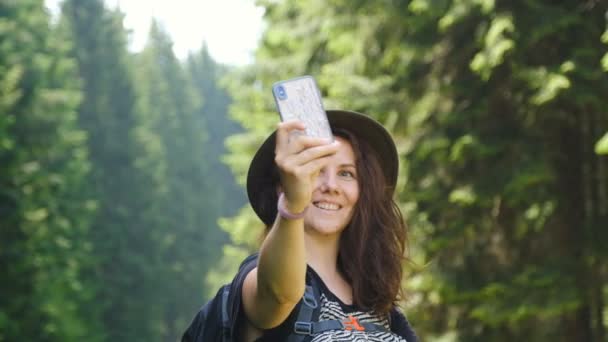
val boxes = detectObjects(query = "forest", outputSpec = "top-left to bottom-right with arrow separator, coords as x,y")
1,0 -> 607,341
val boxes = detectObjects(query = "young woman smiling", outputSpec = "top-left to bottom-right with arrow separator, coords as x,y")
183,109 -> 417,342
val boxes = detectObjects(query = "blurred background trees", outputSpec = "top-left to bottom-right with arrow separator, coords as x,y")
1,0 -> 606,341
1,0 -> 240,340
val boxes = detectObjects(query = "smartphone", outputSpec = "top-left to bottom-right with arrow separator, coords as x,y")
272,75 -> 333,141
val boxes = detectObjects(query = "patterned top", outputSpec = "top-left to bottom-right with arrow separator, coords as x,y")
310,292 -> 409,342
181,253 -> 417,342
254,266 -> 416,342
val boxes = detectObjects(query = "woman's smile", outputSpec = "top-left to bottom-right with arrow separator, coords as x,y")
313,201 -> 341,211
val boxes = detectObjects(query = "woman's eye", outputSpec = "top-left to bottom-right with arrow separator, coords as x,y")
339,170 -> 356,178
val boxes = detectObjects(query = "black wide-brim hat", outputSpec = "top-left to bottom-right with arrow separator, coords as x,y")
247,109 -> 399,226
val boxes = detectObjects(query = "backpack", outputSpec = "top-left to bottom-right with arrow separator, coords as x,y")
181,254 -> 393,342
181,254 -> 258,342
181,284 -> 232,342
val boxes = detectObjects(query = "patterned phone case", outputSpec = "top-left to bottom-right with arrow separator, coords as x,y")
272,76 -> 333,140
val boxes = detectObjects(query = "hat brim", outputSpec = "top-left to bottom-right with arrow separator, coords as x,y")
246,109 -> 398,225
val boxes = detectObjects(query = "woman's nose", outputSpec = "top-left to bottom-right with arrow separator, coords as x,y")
318,169 -> 338,192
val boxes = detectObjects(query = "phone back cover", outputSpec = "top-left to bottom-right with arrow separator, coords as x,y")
273,76 -> 333,140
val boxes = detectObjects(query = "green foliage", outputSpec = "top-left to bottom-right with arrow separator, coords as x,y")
470,15 -> 514,80
59,1 -> 173,340
186,44 -> 246,221
596,132 -> 608,154
131,21 -> 248,340
0,0 -> 94,339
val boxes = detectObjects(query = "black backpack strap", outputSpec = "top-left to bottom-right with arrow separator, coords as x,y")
287,271 -> 320,342
225,253 -> 259,342
304,319 -> 390,334
221,285 -> 230,342
390,307 -> 419,342
286,270 -> 391,339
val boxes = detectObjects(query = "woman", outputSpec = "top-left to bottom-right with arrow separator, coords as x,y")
183,109 -> 417,342
237,109 -> 417,341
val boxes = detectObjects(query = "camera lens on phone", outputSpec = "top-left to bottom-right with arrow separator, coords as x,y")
276,85 -> 287,100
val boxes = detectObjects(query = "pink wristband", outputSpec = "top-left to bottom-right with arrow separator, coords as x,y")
277,192 -> 307,220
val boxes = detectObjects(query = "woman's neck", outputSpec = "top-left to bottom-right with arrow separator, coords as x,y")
304,231 -> 340,276
303,231 -> 353,304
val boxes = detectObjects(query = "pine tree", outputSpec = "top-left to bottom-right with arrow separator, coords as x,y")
134,21 -> 228,340
187,44 -> 245,216
185,45 -> 247,294
60,1 -> 164,340
0,0 -> 93,340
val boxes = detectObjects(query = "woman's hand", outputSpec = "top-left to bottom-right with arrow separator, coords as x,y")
274,120 -> 339,214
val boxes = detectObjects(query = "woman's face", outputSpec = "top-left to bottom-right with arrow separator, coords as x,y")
304,136 -> 360,236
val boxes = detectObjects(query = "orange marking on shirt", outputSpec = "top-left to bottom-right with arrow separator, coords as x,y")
343,315 -> 365,331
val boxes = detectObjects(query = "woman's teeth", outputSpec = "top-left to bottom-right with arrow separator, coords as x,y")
314,202 -> 340,210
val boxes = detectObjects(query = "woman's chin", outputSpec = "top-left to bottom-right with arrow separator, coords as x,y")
305,219 -> 347,236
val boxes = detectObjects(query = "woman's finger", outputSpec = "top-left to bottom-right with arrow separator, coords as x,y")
275,120 -> 305,152
297,154 -> 336,180
276,121 -> 332,155
286,140 -> 340,167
